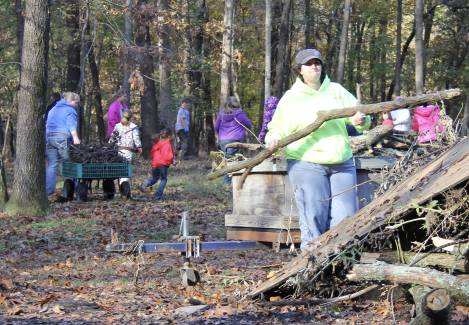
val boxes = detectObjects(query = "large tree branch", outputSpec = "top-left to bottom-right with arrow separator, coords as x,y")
208,89 -> 461,180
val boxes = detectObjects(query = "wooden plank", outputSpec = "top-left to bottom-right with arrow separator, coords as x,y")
225,214 -> 300,229
248,137 -> 469,298
226,227 -> 301,244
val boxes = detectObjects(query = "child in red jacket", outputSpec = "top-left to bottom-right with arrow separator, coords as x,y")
140,128 -> 174,200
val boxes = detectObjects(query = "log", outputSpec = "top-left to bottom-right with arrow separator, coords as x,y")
408,286 -> 451,325
248,137 -> 469,298
347,262 -> 468,304
350,124 -> 393,153
208,89 -> 461,180
360,251 -> 467,273
225,142 -> 264,151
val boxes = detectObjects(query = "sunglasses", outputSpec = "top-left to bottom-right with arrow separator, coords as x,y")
303,60 -> 322,66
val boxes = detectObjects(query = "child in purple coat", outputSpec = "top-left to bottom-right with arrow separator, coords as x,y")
215,96 -> 252,183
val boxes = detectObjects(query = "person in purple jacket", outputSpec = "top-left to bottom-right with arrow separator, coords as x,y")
106,91 -> 128,139
214,96 -> 252,184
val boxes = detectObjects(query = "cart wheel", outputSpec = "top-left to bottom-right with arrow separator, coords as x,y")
119,181 -> 131,199
63,179 -> 75,201
103,179 -> 115,200
76,181 -> 88,201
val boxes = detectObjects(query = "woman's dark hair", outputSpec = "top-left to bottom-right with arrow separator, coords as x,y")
160,127 -> 172,138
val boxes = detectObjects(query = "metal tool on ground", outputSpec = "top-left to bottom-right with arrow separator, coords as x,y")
106,211 -> 263,286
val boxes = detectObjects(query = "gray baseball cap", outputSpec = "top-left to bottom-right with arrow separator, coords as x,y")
295,49 -> 322,65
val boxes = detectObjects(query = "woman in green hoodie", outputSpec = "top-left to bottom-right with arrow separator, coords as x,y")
265,49 -> 370,250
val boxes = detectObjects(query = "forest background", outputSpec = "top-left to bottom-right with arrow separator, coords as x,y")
0,0 -> 468,216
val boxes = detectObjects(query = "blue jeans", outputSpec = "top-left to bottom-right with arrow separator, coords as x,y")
287,159 -> 357,250
46,133 -> 71,195
142,167 -> 169,200
219,140 -> 239,184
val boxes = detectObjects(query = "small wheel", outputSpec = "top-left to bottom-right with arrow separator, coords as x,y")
76,181 -> 88,201
119,181 -> 131,199
103,179 -> 115,200
63,179 -> 75,201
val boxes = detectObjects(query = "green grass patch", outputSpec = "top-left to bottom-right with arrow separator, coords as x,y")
142,226 -> 179,242
29,217 -> 97,237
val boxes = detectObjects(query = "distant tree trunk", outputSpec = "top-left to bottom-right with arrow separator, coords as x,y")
264,0 -> 272,100
354,21 -> 365,85
337,0 -> 351,83
422,2 -> 436,83
272,0 -> 291,97
158,0 -> 173,129
122,0 -> 133,99
192,0 -> 214,155
415,0 -> 424,95
393,0 -> 402,97
387,22 -> 415,99
135,1 -> 158,157
181,0 -> 192,96
378,17 -> 388,101
78,4 -> 89,141
65,0 -> 81,92
304,0 -> 314,48
88,18 -> 105,143
369,29 -> 377,102
15,0 -> 24,62
220,0 -> 234,107
462,90 -> 469,135
5,0 -> 50,216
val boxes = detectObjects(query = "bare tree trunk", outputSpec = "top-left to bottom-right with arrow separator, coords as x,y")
272,0 -> 291,97
122,0 -> 133,99
303,0 -> 314,48
393,0 -> 402,97
462,90 -> 469,136
88,18 -> 105,143
78,3 -> 89,141
6,0 -> 50,216
15,0 -> 24,62
158,0 -> 173,129
264,0 -> 272,100
379,17 -> 388,101
415,0 -> 424,95
337,0 -> 351,83
135,1 -> 158,157
65,0 -> 81,92
220,0 -> 234,107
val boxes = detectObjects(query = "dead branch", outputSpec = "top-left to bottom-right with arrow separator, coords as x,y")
267,284 -> 379,307
347,262 -> 469,304
225,142 -> 264,151
350,124 -> 393,153
409,286 -> 451,325
208,89 -> 461,180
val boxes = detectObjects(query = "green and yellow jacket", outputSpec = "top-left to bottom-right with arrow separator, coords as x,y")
265,76 -> 370,164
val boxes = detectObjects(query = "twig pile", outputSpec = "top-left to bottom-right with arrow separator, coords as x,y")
69,144 -> 127,163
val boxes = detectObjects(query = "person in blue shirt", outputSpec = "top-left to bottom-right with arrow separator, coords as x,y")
45,92 -> 81,196
175,97 -> 191,160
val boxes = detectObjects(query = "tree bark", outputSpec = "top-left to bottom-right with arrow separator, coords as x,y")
348,262 -> 467,304
415,0 -> 424,94
87,18 -> 105,143
264,0 -> 272,100
336,0 -> 351,83
208,89 -> 461,180
5,0 -> 50,216
393,0 -> 402,97
65,0 -> 81,92
349,124 -> 393,153
15,0 -> 24,63
303,0 -> 314,48
122,0 -> 133,100
220,0 -> 234,107
135,1 -> 158,157
272,0 -> 291,98
462,90 -> 469,136
157,0 -> 173,129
